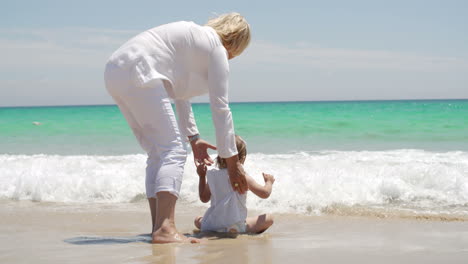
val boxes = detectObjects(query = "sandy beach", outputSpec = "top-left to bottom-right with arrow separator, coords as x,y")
1,200 -> 467,264
2,0 -> 468,262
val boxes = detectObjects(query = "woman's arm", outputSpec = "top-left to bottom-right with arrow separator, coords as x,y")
175,100 -> 217,166
174,99 -> 199,140
246,173 -> 275,199
197,164 -> 211,203
208,46 -> 248,194
207,46 -> 237,158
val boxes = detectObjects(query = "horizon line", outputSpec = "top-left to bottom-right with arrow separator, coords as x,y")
1,98 -> 467,109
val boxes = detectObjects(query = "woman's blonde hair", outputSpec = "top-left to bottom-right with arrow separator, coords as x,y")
216,135 -> 247,169
206,12 -> 251,57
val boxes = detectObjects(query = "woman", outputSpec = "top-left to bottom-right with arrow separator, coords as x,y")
104,13 -> 250,243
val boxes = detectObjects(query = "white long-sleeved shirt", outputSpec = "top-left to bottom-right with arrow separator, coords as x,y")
108,21 -> 237,158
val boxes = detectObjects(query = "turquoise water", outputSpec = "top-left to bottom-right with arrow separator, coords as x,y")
1,100 -> 468,216
1,100 -> 468,155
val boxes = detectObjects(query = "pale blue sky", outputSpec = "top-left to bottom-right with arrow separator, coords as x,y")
1,0 -> 467,106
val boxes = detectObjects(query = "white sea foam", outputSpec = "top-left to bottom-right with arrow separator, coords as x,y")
1,150 -> 467,217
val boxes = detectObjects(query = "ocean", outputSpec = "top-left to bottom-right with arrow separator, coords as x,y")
1,100 -> 468,219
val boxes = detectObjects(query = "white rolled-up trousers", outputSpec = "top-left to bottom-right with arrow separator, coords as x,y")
104,62 -> 186,198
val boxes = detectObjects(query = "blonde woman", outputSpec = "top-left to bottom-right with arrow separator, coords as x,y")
104,13 -> 251,243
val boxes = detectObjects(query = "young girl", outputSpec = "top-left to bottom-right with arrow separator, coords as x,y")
194,135 -> 275,234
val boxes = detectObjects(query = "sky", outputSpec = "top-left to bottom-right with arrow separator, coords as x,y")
1,0 -> 467,106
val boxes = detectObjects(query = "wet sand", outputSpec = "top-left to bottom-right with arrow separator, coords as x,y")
1,200 -> 467,264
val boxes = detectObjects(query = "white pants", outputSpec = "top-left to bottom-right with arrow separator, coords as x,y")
104,62 -> 186,198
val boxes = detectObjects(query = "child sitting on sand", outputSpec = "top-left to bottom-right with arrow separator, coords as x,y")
194,135 -> 275,234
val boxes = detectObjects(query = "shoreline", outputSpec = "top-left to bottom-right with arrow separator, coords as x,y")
2,98 -> 468,109
1,200 -> 467,263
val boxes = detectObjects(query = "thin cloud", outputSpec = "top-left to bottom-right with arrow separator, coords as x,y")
0,27 -> 138,69
1,27 -> 466,73
240,41 -> 468,72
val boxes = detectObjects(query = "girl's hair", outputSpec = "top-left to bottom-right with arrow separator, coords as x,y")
206,12 -> 251,57
216,135 -> 247,169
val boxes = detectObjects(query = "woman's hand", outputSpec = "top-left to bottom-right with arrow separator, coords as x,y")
225,155 -> 248,194
190,137 -> 217,166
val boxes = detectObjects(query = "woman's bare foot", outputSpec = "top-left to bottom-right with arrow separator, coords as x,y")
150,192 -> 200,244
152,222 -> 200,244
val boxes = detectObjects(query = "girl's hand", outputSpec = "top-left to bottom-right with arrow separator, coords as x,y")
197,163 -> 207,177
190,138 -> 217,166
262,173 -> 275,184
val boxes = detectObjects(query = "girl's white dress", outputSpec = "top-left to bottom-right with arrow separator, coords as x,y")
200,168 -> 247,232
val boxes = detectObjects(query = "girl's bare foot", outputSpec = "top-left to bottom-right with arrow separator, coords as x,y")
194,216 -> 203,229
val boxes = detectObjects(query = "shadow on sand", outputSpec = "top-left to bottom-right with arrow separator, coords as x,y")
64,233 -> 153,245
64,230 -> 241,245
